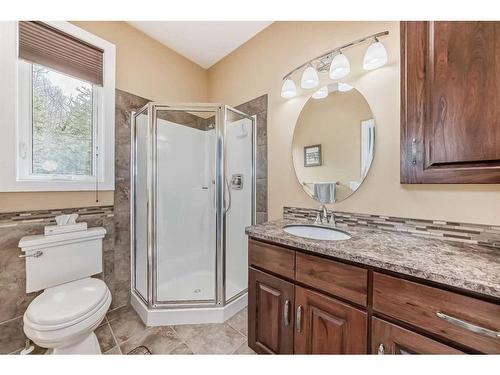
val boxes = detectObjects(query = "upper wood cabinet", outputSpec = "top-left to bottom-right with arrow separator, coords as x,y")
401,21 -> 500,183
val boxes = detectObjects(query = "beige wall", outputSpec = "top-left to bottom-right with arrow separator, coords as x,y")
0,21 -> 209,212
208,21 -> 500,225
4,21 -> 500,223
293,89 -> 372,201
71,21 -> 208,103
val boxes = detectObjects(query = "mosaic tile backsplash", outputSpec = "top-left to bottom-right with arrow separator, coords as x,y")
0,206 -> 114,226
283,207 -> 500,248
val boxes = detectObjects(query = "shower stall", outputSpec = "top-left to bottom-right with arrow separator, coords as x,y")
130,103 -> 255,325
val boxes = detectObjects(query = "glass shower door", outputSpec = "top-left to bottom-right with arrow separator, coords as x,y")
132,107 -> 149,303
154,107 -> 218,305
224,108 -> 255,302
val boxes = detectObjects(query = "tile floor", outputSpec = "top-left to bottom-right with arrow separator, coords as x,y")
97,305 -> 255,355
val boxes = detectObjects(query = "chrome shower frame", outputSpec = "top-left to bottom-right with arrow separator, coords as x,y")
130,103 -> 256,310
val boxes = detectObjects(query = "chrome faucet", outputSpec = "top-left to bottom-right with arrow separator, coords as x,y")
315,204 -> 331,224
314,204 -> 336,225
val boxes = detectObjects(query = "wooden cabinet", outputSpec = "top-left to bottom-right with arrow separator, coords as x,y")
294,286 -> 367,354
373,272 -> 500,353
248,238 -> 295,279
248,267 -> 366,355
247,239 -> 500,354
371,318 -> 463,354
248,267 -> 294,354
295,252 -> 368,306
401,21 -> 500,183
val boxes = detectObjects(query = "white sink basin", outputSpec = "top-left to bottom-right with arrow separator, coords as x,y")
283,224 -> 351,241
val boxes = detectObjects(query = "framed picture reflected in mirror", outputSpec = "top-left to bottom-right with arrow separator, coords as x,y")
304,144 -> 322,167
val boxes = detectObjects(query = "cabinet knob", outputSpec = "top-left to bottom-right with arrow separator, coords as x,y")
378,344 -> 385,355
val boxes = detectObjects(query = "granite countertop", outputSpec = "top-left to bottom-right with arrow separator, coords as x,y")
245,219 -> 500,299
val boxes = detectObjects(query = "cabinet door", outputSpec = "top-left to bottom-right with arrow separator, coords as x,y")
294,286 -> 367,354
401,21 -> 500,183
248,267 -> 294,354
372,318 -> 463,354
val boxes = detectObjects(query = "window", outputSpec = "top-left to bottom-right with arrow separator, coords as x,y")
19,63 -> 99,180
0,21 -> 115,192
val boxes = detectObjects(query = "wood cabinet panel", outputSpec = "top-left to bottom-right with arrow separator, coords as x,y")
248,267 -> 294,354
401,21 -> 500,183
428,22 -> 500,165
294,286 -> 367,354
248,238 -> 295,279
373,272 -> 500,353
372,318 -> 463,354
296,252 -> 368,306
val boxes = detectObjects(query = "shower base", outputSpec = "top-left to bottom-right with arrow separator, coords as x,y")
131,290 -> 247,326
156,269 -> 244,302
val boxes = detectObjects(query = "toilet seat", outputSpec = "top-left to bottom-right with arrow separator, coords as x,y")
23,278 -> 112,349
25,278 -> 109,331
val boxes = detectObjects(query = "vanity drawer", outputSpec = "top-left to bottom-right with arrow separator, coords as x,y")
248,239 -> 295,279
296,252 -> 368,306
373,273 -> 500,353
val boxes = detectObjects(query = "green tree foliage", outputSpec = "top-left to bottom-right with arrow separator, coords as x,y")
32,66 -> 93,176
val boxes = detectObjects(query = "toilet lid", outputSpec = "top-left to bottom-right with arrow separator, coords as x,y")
26,278 -> 109,326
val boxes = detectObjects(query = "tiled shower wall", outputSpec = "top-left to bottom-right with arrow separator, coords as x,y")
0,90 -> 268,354
235,94 -> 268,224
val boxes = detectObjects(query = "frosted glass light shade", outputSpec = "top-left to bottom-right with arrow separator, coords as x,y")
338,82 -> 353,92
312,86 -> 328,99
301,65 -> 319,89
363,40 -> 388,70
329,52 -> 350,79
281,78 -> 297,98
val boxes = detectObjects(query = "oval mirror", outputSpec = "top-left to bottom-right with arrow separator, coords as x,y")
292,84 -> 375,203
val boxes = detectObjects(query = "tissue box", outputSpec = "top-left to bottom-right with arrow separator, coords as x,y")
44,222 -> 88,236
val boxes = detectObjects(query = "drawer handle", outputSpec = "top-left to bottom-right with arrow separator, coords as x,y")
283,300 -> 290,326
296,305 -> 303,333
436,311 -> 500,339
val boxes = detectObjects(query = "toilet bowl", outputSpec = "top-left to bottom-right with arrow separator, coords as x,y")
23,277 -> 112,354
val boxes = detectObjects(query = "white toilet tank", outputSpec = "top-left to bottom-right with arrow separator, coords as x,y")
19,227 -> 106,293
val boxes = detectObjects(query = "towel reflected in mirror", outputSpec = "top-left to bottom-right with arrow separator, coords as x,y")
312,182 -> 336,204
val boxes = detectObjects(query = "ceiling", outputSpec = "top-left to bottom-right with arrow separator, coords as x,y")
127,21 -> 273,69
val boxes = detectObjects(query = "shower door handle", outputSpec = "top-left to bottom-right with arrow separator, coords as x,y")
283,300 -> 290,326
224,176 -> 232,214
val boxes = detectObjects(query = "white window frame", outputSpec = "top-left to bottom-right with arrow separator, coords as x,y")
0,21 -> 115,192
18,62 -> 101,182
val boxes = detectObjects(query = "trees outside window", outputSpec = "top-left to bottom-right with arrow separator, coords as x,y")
31,65 -> 95,176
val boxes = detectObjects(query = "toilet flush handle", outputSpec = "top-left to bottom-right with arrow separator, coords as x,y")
19,250 -> 43,258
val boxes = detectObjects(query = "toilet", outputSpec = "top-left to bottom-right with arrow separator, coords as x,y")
19,224 -> 111,354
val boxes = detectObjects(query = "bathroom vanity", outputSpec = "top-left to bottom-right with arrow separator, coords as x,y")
246,20 -> 500,355
246,221 -> 500,354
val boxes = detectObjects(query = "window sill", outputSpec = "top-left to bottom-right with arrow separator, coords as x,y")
2,180 -> 114,192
